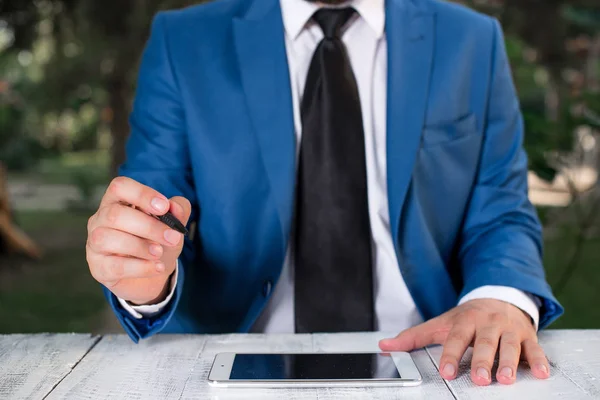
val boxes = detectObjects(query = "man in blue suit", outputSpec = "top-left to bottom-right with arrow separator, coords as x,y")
86,0 -> 563,386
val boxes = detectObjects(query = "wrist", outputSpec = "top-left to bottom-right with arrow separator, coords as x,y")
130,272 -> 174,306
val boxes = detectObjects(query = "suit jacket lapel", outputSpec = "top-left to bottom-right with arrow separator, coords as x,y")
386,0 -> 435,249
233,0 -> 296,244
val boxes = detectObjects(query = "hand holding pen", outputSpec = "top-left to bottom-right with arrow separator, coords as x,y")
85,177 -> 191,306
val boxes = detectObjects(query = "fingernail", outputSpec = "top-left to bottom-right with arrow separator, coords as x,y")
536,364 -> 548,375
151,197 -> 168,212
442,363 -> 455,378
149,244 -> 162,257
500,367 -> 513,378
164,229 -> 181,245
155,262 -> 165,272
477,367 -> 490,381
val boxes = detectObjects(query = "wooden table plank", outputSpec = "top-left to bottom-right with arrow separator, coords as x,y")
45,335 -> 207,400
37,330 -> 600,399
539,330 -> 600,398
0,334 -> 99,400
427,329 -> 600,399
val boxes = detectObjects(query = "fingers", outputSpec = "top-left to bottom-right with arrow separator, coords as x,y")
496,332 -> 521,385
93,203 -> 183,247
523,339 -> 550,379
88,227 -> 163,260
384,300 -> 545,386
439,324 -> 475,380
470,325 -> 502,385
87,249 -> 166,287
101,177 -> 170,216
379,317 -> 448,352
169,196 -> 192,225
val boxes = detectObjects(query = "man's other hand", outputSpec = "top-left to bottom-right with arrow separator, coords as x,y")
379,299 -> 549,385
86,177 -> 191,305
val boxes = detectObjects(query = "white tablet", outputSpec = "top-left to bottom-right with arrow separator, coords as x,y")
208,352 -> 422,388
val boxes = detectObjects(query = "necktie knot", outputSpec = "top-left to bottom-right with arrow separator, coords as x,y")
312,7 -> 356,39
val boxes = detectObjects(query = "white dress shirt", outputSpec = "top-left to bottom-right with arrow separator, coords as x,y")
119,0 -> 540,332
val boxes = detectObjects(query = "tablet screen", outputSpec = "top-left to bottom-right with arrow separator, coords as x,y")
229,353 -> 401,380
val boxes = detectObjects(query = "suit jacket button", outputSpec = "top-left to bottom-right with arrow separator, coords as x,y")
262,280 -> 272,297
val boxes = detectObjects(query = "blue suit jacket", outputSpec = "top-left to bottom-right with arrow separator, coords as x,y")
105,0 -> 563,342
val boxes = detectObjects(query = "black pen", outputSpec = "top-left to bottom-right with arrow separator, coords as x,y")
157,212 -> 189,236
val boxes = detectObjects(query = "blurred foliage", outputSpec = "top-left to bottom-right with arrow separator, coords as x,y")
67,168 -> 100,211
1,0 -> 204,176
544,233 -> 600,328
0,101 -> 50,170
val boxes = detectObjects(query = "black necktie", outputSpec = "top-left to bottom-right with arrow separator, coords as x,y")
294,8 -> 374,333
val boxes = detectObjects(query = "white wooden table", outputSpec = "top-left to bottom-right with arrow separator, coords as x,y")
1,330 -> 599,399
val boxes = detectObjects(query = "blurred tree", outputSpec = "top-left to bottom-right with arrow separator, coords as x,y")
0,0 -> 204,176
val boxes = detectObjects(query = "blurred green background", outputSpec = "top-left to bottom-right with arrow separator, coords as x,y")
0,0 -> 599,334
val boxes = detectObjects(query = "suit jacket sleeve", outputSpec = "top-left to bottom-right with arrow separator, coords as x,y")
458,19 -> 563,329
103,12 -> 195,342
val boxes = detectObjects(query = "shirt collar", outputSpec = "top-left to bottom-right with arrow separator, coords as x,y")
279,0 -> 385,40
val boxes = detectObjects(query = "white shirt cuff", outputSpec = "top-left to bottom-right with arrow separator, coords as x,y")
458,285 -> 541,331
117,261 -> 179,319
